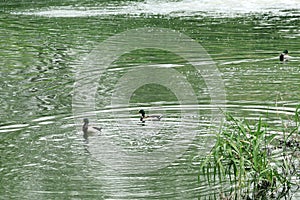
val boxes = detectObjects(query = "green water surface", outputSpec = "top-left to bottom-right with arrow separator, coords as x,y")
0,1 -> 299,199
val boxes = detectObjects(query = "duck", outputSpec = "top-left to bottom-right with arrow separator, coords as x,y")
279,50 -> 290,62
82,118 -> 102,139
138,109 -> 163,123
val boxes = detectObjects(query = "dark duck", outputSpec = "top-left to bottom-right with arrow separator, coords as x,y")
139,109 -> 163,123
279,50 -> 290,62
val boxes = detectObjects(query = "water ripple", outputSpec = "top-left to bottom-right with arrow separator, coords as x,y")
11,0 -> 300,18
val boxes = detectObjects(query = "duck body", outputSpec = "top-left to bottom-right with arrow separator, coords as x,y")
139,109 -> 163,123
82,118 -> 102,139
279,50 -> 290,62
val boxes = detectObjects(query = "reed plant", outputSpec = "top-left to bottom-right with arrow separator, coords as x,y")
199,108 -> 300,200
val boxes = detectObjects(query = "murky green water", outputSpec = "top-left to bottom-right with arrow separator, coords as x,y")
1,1 -> 299,199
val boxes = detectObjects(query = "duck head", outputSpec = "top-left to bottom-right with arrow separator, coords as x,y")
83,118 -> 89,124
139,109 -> 146,117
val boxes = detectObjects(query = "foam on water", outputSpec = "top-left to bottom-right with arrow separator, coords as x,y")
12,0 -> 300,18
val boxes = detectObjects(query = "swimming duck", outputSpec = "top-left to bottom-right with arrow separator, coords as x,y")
82,118 -> 102,139
279,50 -> 290,62
138,109 -> 163,122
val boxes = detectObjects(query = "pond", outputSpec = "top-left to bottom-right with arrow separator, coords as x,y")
1,0 -> 299,199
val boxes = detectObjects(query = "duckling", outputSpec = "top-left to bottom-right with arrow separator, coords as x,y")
279,50 -> 290,62
139,109 -> 163,122
82,118 -> 102,139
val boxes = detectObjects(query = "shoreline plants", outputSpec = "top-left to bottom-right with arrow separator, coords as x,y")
199,108 -> 300,200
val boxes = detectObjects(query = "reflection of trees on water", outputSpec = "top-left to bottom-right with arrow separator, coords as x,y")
28,42 -> 72,113
36,42 -> 69,72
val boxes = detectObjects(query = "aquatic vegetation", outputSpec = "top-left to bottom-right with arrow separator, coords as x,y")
199,108 -> 300,200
